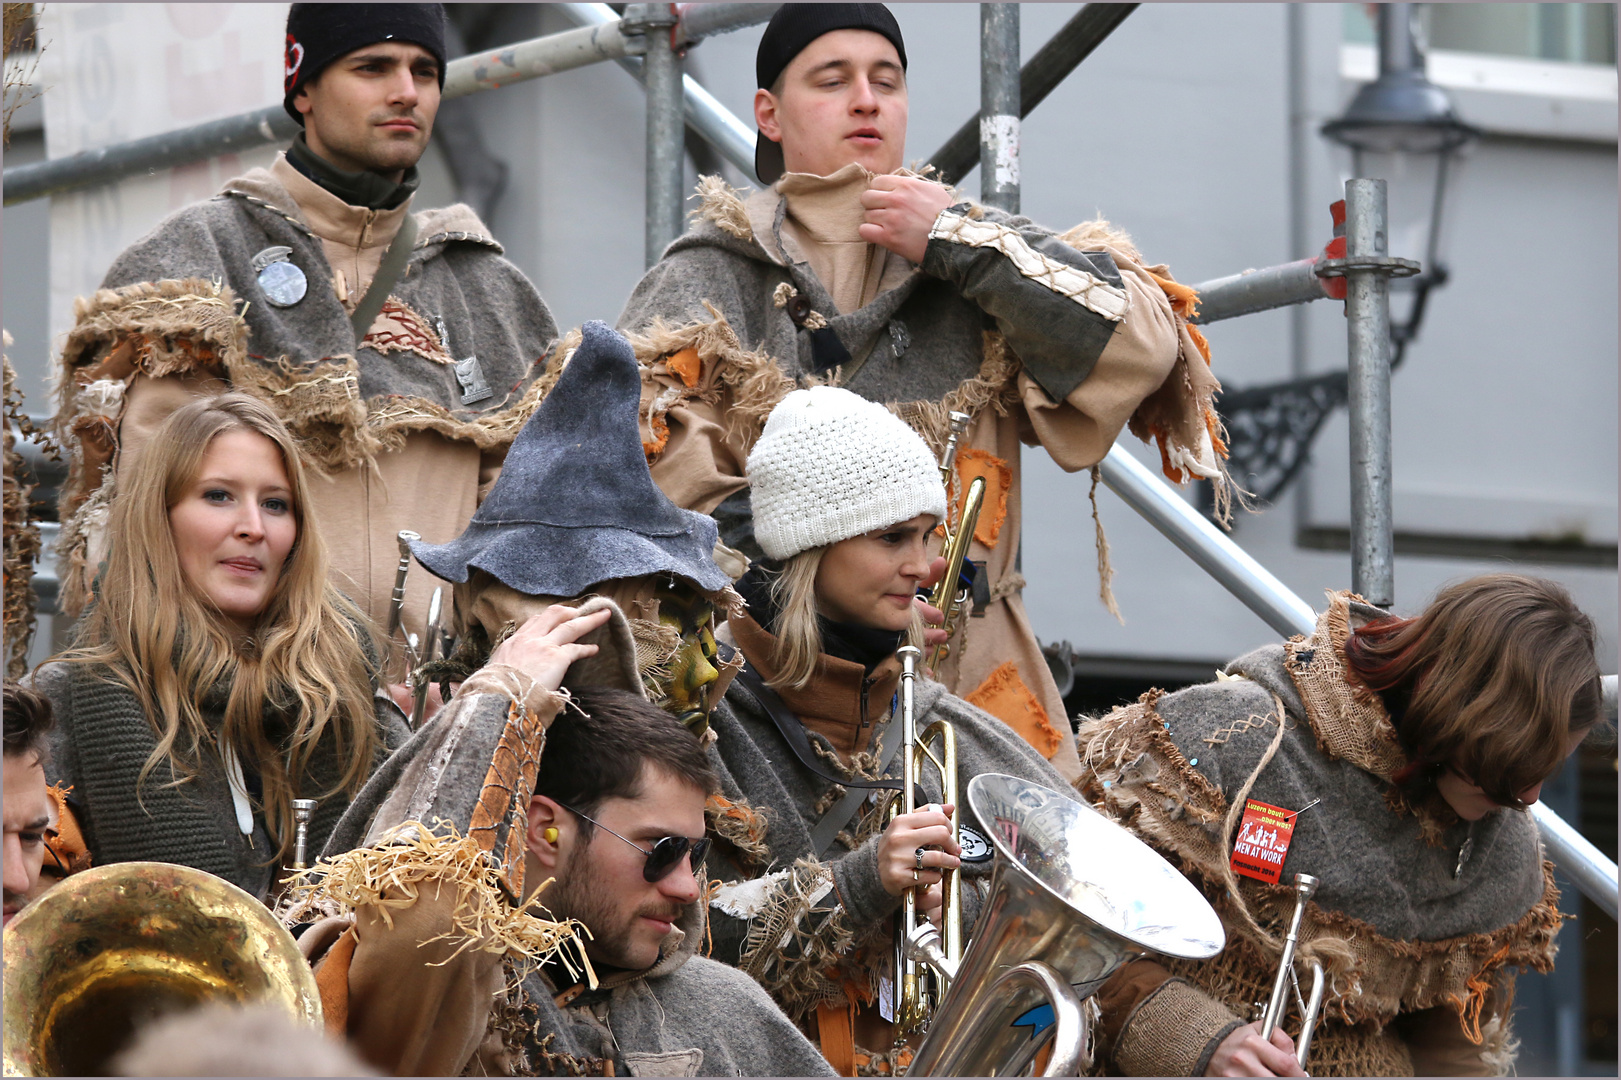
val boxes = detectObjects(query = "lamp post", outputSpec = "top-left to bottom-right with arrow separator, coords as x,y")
1322,3 -> 1479,364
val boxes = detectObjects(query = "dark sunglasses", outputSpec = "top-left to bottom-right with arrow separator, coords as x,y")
557,802 -> 711,884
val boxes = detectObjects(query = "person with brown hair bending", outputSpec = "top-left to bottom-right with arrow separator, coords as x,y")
29,393 -> 409,902
1077,574 -> 1604,1077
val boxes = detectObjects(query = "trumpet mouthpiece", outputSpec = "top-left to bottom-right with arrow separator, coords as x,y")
1294,872 -> 1320,900
396,530 -> 421,556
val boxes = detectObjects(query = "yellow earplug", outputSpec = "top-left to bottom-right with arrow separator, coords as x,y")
544,827 -> 559,844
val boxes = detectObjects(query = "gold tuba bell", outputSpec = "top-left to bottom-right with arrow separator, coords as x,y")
3,862 -> 323,1076
901,775 -> 1227,1076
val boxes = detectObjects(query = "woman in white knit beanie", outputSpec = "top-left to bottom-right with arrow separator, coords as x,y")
703,386 -> 1075,1069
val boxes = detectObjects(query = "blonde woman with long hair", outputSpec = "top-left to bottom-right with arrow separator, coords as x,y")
698,387 -> 1075,1073
31,393 -> 407,901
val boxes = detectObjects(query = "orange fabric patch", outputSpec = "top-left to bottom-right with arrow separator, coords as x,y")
816,1001 -> 858,1076
954,448 -> 1011,549
314,926 -> 357,1036
642,411 -> 670,463
666,346 -> 702,389
43,783 -> 92,876
468,701 -> 548,902
966,661 -> 1063,758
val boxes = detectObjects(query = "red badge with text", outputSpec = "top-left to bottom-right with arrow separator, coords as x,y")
1230,798 -> 1297,884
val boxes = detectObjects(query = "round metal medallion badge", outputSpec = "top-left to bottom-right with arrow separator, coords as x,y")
257,259 -> 307,307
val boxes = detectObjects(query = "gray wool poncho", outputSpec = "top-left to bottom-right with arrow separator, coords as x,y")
1076,593 -> 1562,1077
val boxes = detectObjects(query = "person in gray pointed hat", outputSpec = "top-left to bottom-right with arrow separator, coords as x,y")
274,322 -> 828,1076
408,319 -> 747,734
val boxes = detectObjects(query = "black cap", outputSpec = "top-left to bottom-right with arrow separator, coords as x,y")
754,4 -> 907,185
283,4 -> 448,126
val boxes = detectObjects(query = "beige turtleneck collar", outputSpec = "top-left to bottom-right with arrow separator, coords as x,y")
775,163 -> 913,315
270,153 -> 414,309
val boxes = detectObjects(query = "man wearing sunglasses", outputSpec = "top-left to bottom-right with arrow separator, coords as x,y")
278,324 -> 831,1075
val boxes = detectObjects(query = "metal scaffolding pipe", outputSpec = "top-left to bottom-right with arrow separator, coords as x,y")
1096,443 -> 1619,917
979,4 -> 1021,215
3,5 -> 779,206
675,3 -> 782,45
1188,257 -> 1334,325
558,3 -> 761,183
630,4 -> 686,266
1343,178 -> 1396,607
932,3 -> 1138,185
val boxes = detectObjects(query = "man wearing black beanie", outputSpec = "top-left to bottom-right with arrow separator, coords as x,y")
618,4 -> 1227,826
53,3 -> 559,697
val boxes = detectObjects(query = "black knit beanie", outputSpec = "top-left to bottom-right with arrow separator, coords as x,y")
753,4 -> 907,184
283,3 -> 448,125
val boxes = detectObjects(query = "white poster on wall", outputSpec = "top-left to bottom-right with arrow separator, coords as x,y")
40,3 -> 290,350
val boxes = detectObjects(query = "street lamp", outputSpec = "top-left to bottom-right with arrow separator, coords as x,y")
1322,3 -> 1479,365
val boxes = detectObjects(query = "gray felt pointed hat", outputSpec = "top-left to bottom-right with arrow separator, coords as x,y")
410,321 -> 733,596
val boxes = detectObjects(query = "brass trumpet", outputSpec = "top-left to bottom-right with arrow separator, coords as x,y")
1259,872 -> 1325,1069
891,646 -> 963,1041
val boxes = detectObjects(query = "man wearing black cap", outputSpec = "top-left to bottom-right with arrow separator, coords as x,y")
53,4 -> 558,683
619,3 -> 1229,791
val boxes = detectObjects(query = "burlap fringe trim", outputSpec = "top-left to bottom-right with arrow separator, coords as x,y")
50,278 -> 561,614
734,856 -> 872,1022
706,793 -> 772,873
279,819 -> 597,989
691,174 -> 754,241
3,346 -> 47,678
1075,696 -> 1563,1031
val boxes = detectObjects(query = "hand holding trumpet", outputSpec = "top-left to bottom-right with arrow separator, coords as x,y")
877,801 -> 962,897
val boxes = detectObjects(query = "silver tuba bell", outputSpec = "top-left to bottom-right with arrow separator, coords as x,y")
903,774 -> 1227,1076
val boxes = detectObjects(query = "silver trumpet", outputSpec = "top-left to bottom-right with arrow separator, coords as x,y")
902,774 -> 1226,1076
1259,872 -> 1325,1069
290,798 -> 318,871
891,646 -> 963,1042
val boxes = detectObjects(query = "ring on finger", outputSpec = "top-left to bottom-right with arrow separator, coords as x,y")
914,847 -> 927,870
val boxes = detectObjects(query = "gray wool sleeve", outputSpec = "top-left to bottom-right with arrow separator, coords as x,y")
830,831 -> 902,927
921,204 -> 1125,402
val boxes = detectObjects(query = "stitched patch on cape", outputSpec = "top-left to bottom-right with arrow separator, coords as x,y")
966,661 -> 1063,758
467,697 -> 550,903
951,447 -> 1011,549
359,297 -> 456,364
928,210 -> 1129,322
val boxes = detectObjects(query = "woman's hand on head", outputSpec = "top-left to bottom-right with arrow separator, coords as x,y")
877,802 -> 962,897
487,605 -> 612,691
1205,1023 -> 1306,1077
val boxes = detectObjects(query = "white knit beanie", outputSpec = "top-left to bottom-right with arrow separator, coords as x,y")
747,387 -> 949,560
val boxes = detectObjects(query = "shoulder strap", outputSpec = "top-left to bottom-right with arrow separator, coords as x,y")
349,212 -> 419,341
730,663 -> 902,794
808,709 -> 907,859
